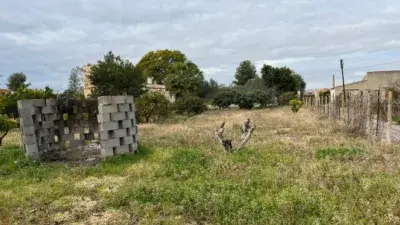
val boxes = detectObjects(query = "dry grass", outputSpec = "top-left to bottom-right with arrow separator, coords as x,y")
2,107 -> 400,224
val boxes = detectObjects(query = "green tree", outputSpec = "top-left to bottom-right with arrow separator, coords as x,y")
88,51 -> 145,98
199,78 -> 219,99
234,60 -> 257,86
7,72 -> 30,91
0,115 -> 18,146
137,49 -> 187,84
165,61 -> 204,99
63,67 -> 84,99
213,89 -> 239,108
136,92 -> 171,123
173,95 -> 206,115
261,65 -> 300,93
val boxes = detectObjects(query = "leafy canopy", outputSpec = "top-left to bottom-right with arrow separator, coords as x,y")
137,49 -> 186,84
261,65 -> 306,94
165,61 -> 204,99
234,60 -> 257,86
88,51 -> 145,98
136,91 -> 171,123
7,72 -> 30,91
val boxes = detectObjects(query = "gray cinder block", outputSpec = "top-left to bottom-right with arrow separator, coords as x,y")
115,145 -> 130,154
34,99 -> 46,107
101,139 -> 120,148
42,121 -> 54,129
98,96 -> 127,105
112,96 -> 127,104
121,119 -> 132,129
23,135 -> 38,145
19,117 -> 34,127
123,136 -> 134,145
25,144 -> 40,159
125,96 -> 134,103
97,113 -> 111,123
101,148 -> 114,157
129,142 -> 138,152
126,111 -> 135,119
98,105 -> 118,114
21,126 -> 36,136
126,127 -> 137,136
17,99 -> 35,109
111,112 -> 126,121
46,99 -> 57,106
18,108 -> 39,118
41,106 -> 57,114
38,129 -> 50,137
114,129 -> 127,138
99,121 -> 119,131
117,103 -> 130,112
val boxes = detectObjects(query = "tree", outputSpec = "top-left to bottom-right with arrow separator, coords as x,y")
173,95 -> 206,115
165,61 -> 204,99
236,92 -> 255,109
88,51 -> 145,98
0,115 -> 17,146
137,49 -> 187,84
261,65 -> 300,93
233,60 -> 257,86
64,67 -> 84,99
136,92 -> 171,123
7,72 -> 30,91
212,89 -> 239,108
293,73 -> 306,96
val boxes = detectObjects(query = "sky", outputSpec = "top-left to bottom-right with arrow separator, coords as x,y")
1,0 -> 400,92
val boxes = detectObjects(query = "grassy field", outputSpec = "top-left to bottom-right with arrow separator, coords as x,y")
1,107 -> 400,224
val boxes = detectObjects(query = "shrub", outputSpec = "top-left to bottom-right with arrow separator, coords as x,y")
236,92 -> 255,109
212,90 -> 239,108
278,92 -> 297,106
289,99 -> 304,113
0,87 -> 56,118
247,90 -> 271,106
0,114 -> 18,146
174,95 -> 206,115
136,92 -> 171,123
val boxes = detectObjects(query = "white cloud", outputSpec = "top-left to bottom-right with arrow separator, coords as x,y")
0,0 -> 400,89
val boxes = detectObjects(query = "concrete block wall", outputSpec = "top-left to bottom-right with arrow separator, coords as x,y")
17,95 -> 138,160
97,96 -> 139,157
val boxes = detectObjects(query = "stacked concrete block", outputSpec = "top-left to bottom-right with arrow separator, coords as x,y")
17,99 -> 46,160
98,96 -> 138,157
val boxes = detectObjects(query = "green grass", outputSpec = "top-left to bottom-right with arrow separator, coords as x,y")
1,108 -> 400,224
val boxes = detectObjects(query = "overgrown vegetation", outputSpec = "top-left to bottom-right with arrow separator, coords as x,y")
173,95 -> 206,115
1,108 -> 400,224
136,92 -> 171,123
289,99 -> 304,113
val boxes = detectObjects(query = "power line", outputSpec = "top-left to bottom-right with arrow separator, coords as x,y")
335,59 -> 400,72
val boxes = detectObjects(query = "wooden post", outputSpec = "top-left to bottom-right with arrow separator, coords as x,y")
365,90 -> 371,138
386,91 -> 393,143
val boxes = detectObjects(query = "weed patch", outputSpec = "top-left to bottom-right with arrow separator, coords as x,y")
316,147 -> 365,160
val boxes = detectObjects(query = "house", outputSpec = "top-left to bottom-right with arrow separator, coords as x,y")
330,70 -> 400,98
82,64 -> 175,102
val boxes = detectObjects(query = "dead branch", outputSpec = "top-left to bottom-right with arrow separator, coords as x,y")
214,119 -> 255,152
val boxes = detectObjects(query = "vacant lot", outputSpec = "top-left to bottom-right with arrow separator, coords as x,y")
1,107 -> 400,224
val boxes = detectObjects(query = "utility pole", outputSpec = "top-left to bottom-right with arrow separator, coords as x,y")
340,59 -> 349,123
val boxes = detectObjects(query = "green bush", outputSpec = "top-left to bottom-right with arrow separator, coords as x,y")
212,90 -> 239,108
289,99 -> 304,113
136,92 -> 171,123
247,90 -> 272,106
174,95 -> 206,115
0,114 -> 18,146
316,147 -> 364,160
278,92 -> 297,106
0,87 -> 56,118
236,92 -> 255,109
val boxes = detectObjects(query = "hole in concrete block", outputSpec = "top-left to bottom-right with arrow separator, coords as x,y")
126,128 -> 130,136
73,106 -> 78,113
65,141 -> 71,148
132,135 -> 136,142
84,127 -> 90,134
82,113 -> 89,120
63,113 -> 68,120
118,121 -> 123,129
94,133 -> 99,140
125,112 -> 128,119
129,103 -> 133,111
131,119 -> 134,127
74,133 -> 80,140
40,137 -> 45,145
128,144 -> 133,153
42,114 -> 46,121
108,130 -> 115,139
112,147 -> 116,156
119,137 -> 124,145
54,135 -> 59,143
64,127 -> 70,134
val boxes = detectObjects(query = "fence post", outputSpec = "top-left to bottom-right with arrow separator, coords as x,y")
386,91 -> 393,143
365,90 -> 371,138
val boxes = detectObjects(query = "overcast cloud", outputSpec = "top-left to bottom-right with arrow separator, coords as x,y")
1,0 -> 400,91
